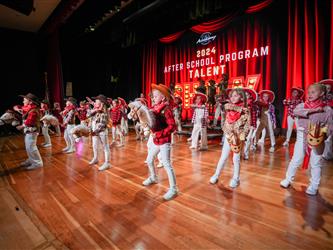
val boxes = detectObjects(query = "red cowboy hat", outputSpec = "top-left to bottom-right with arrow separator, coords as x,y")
320,79 -> 333,90
151,83 -> 171,100
243,87 -> 258,102
259,90 -> 275,103
291,87 -> 305,98
192,92 -> 207,104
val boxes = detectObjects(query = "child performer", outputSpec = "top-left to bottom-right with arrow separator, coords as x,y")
144,83 -> 178,200
87,94 -> 111,171
282,87 -> 304,147
110,99 -> 124,147
15,93 -> 43,170
61,97 -> 77,153
210,88 -> 250,188
118,97 -> 129,136
253,90 -> 276,153
243,88 -> 258,160
40,99 -> 52,148
321,79 -> 333,160
189,93 -> 209,151
77,100 -> 89,125
280,83 -> 333,195
52,102 -> 62,136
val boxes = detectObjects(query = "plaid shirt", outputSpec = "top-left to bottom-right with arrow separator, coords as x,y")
191,105 -> 209,128
283,99 -> 303,118
62,106 -> 76,125
258,102 -> 276,128
248,102 -> 259,127
152,102 -> 176,145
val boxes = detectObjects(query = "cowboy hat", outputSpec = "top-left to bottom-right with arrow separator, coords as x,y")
92,94 -> 108,104
192,92 -> 207,104
291,87 -> 305,98
259,90 -> 275,103
243,87 -> 258,102
19,93 -> 40,105
151,83 -> 171,100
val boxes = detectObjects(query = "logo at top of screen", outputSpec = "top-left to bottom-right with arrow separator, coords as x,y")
197,32 -> 216,45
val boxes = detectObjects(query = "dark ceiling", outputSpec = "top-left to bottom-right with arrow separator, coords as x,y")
59,0 -> 251,47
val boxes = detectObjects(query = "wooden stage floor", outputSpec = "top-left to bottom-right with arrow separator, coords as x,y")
0,132 -> 333,249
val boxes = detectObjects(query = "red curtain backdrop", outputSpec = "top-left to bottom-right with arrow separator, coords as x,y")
142,41 -> 158,106
47,31 -> 64,105
190,11 -> 241,34
283,0 -> 333,127
159,31 -> 185,43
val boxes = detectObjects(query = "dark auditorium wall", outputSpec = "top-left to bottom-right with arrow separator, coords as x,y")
0,28 -> 45,113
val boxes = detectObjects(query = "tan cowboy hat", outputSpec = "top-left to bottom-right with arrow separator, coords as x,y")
151,83 -> 171,100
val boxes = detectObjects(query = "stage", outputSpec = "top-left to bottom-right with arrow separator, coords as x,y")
0,131 -> 333,249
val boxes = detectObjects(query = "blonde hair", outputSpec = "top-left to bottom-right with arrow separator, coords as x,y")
308,83 -> 326,94
229,88 -> 247,107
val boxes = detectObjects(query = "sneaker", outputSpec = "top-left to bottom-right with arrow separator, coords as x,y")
62,147 -> 69,152
243,155 -> 249,160
189,146 -> 197,149
269,146 -> 275,153
25,164 -> 43,170
19,160 -> 31,167
280,179 -> 291,188
65,148 -> 76,154
142,176 -> 158,186
163,188 -> 178,200
282,141 -> 289,147
209,175 -> 219,184
98,163 -> 110,171
157,162 -> 163,168
89,158 -> 98,165
116,143 -> 124,148
187,138 -> 192,142
42,143 -> 52,148
258,139 -> 264,145
305,185 -> 318,196
229,178 -> 240,188
40,142 -> 46,146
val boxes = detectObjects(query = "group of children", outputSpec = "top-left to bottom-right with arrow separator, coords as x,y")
11,78 -> 333,200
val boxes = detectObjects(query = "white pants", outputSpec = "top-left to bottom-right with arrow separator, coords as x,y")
24,132 -> 43,167
213,137 -> 240,181
146,134 -> 162,163
64,124 -> 75,151
213,104 -> 223,126
243,126 -> 255,158
323,135 -> 333,160
112,125 -> 124,144
92,130 -> 110,164
285,115 -> 298,142
284,129 -> 323,189
146,142 -> 177,189
42,124 -> 51,145
121,117 -> 128,135
191,124 -> 207,148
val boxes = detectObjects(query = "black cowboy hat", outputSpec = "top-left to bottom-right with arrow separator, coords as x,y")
19,93 -> 40,105
92,94 -> 108,104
